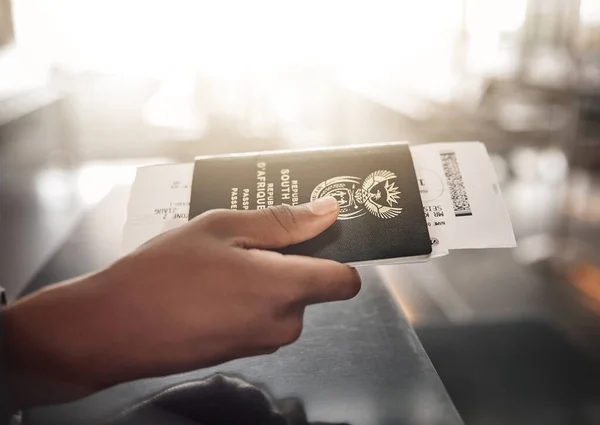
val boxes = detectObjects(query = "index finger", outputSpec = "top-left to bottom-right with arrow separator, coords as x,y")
262,252 -> 362,305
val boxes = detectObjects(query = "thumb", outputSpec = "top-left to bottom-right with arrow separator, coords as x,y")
231,196 -> 340,249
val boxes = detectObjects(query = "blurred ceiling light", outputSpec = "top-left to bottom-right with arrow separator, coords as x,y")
509,146 -> 568,184
504,180 -> 561,236
34,168 -> 75,210
537,147 -> 568,183
509,147 -> 540,181
497,102 -> 550,132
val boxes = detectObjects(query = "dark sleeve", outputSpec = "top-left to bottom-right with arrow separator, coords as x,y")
0,286 -> 17,424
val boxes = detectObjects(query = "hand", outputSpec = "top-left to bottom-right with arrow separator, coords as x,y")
4,197 -> 361,407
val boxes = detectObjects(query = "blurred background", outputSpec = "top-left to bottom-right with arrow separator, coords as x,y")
3,1 -> 600,424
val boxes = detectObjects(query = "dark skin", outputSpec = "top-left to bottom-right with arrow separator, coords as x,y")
3,197 -> 361,410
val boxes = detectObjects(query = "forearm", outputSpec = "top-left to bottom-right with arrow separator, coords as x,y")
2,272 -> 122,410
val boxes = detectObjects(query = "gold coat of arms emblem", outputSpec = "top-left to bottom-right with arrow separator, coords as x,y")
310,170 -> 402,220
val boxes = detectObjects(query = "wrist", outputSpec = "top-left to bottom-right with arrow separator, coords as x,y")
4,270 -> 117,407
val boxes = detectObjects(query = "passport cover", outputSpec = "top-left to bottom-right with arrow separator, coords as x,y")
189,142 -> 432,264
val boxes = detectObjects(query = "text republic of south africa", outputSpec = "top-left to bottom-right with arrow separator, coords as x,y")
230,162 -> 299,211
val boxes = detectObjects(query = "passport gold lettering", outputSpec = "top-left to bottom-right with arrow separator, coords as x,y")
257,189 -> 266,208
281,169 -> 291,201
256,163 -> 267,209
267,183 -> 274,206
258,183 -> 275,209
280,169 -> 299,205
291,180 -> 299,205
257,171 -> 267,189
242,189 -> 250,210
230,187 -> 239,209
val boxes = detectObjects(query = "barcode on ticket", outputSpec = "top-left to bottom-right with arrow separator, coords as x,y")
440,151 -> 472,217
